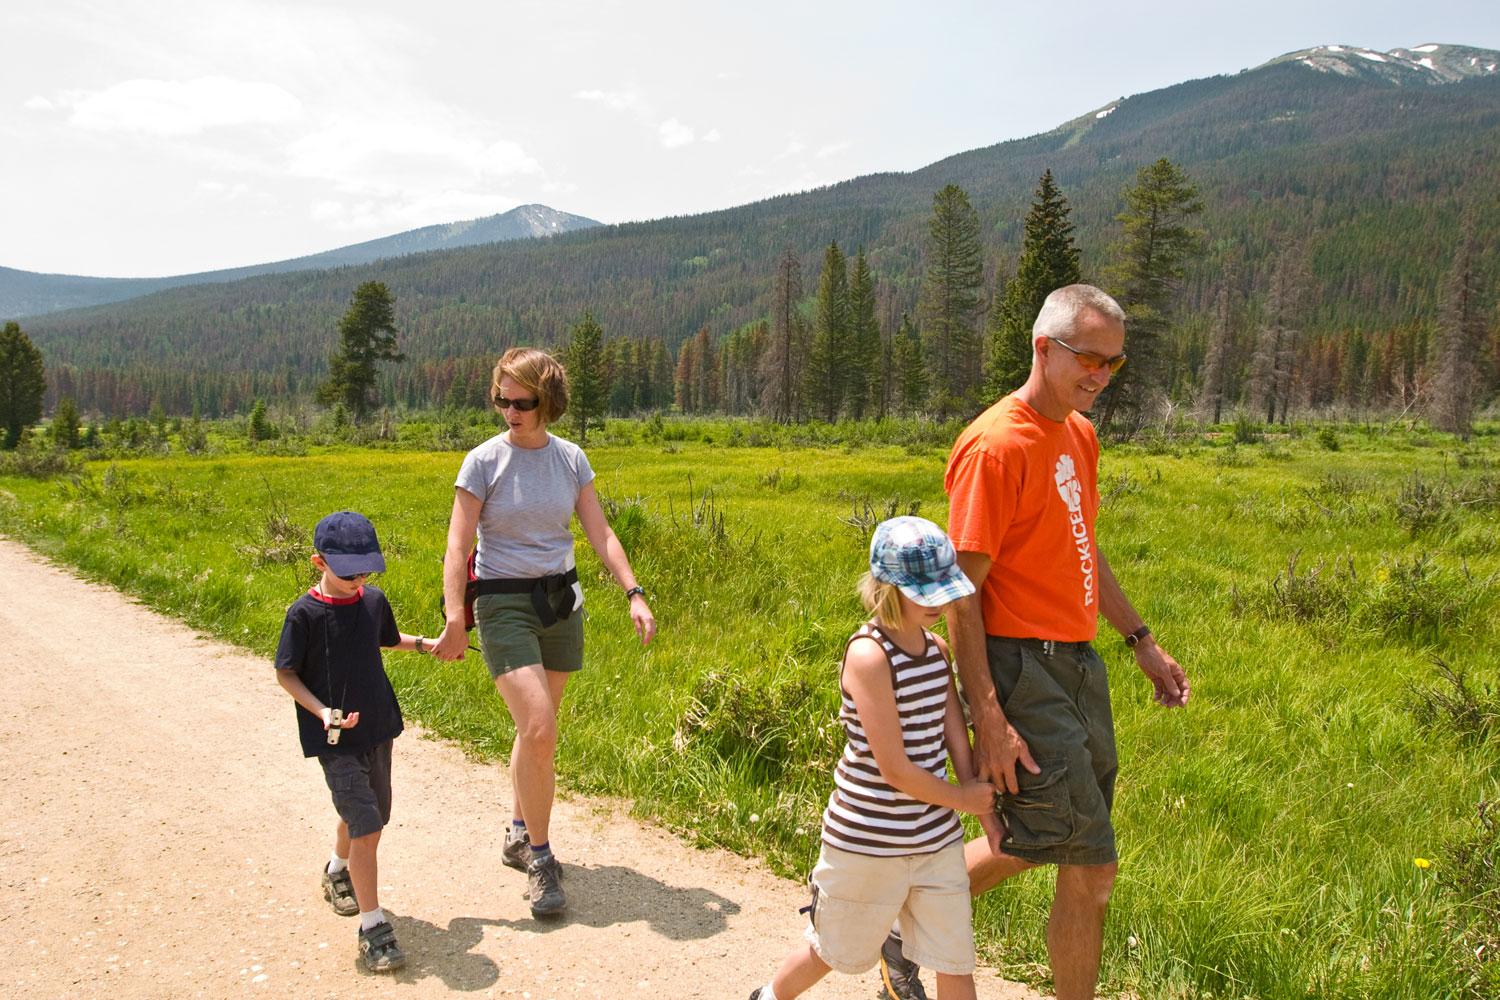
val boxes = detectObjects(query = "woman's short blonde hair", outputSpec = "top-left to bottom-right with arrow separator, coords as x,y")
492,347 -> 569,424
857,572 -> 907,630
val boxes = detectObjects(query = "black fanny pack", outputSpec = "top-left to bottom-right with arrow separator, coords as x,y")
473,567 -> 579,628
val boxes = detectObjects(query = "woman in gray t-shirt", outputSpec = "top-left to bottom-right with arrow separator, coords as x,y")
432,347 -> 655,918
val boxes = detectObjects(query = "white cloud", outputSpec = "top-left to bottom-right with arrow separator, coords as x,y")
815,141 -> 850,159
575,88 -> 646,113
658,118 -> 695,148
577,86 -> 704,149
62,76 -> 302,135
24,95 -> 55,111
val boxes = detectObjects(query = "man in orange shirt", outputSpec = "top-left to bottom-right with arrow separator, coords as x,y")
882,284 -> 1189,1000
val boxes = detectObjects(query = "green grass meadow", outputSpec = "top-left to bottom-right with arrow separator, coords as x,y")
2,419 -> 1497,998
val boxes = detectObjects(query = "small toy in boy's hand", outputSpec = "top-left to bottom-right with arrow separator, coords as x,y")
326,708 -> 344,745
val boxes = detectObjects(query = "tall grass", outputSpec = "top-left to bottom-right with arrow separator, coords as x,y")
2,419 -> 1497,998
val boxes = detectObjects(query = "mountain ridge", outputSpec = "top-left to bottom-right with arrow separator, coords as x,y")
0,203 -> 600,320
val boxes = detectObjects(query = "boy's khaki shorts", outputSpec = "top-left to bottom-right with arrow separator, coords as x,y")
804,840 -> 974,976
474,592 -> 585,678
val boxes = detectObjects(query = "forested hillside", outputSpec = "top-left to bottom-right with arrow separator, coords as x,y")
21,48 -> 1500,419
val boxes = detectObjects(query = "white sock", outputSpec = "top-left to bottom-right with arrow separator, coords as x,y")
327,855 -> 348,874
758,985 -> 779,1000
359,907 -> 386,930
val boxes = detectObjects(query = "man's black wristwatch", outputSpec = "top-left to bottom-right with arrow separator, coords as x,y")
1124,625 -> 1152,648
624,585 -> 646,600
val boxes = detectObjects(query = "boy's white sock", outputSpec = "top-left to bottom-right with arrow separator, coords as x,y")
327,855 -> 349,874
758,984 -> 779,1000
359,907 -> 386,930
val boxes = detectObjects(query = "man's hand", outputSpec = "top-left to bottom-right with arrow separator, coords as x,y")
972,712 -> 1040,795
1134,639 -> 1189,707
431,621 -> 469,661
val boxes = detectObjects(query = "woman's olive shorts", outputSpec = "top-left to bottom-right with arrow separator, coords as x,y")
986,636 -> 1119,866
474,592 -> 585,679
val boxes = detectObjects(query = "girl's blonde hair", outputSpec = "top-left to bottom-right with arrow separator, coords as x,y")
857,572 -> 907,630
491,347 -> 570,424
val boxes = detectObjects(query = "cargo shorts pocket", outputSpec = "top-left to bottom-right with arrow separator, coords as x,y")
1000,756 -> 1075,850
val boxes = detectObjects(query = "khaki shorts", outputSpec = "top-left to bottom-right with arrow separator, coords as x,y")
803,840 -> 974,976
474,593 -> 585,678
987,636 -> 1118,866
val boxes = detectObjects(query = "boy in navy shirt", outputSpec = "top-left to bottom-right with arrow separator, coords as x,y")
275,511 -> 431,973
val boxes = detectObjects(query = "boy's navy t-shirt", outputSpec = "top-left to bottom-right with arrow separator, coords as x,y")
275,585 -> 403,758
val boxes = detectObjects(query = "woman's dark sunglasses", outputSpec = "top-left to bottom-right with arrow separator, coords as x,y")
494,394 -> 541,412
1049,337 -> 1127,375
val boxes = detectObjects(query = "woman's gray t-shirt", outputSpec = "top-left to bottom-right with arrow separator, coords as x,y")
454,432 -> 595,581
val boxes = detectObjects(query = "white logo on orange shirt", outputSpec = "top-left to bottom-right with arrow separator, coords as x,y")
1054,454 -> 1095,607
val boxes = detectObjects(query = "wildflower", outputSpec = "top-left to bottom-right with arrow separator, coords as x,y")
749,813 -> 760,824
1413,857 -> 1431,869
1126,935 -> 1138,950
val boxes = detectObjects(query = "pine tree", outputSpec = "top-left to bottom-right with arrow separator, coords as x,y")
318,282 -> 404,421
1100,159 -> 1204,429
247,399 -> 275,442
51,398 -> 82,450
693,328 -> 718,411
0,321 -> 46,449
564,312 -> 607,443
892,314 -> 929,414
919,185 -> 985,415
758,248 -> 806,423
846,248 -> 881,419
986,170 -> 1081,398
1249,246 -> 1309,424
674,335 -> 698,412
1198,283 -> 1234,424
804,242 -> 851,422
1430,220 -> 1486,438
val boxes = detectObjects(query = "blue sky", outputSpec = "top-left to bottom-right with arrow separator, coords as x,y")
3,0 -> 1496,277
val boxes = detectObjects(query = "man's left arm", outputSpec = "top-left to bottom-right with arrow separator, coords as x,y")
1097,550 -> 1190,707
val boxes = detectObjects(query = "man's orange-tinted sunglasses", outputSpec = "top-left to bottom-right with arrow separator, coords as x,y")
1049,337 -> 1127,375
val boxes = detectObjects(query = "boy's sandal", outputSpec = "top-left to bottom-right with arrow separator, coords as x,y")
321,867 -> 359,917
358,921 -> 406,972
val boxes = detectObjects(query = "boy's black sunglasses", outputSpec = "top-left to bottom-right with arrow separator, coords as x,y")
337,571 -> 371,582
494,394 -> 541,412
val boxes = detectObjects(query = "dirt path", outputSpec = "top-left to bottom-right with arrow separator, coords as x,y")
0,537 -> 1044,1000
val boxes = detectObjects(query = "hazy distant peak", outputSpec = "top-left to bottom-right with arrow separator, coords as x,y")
1272,43 -> 1500,84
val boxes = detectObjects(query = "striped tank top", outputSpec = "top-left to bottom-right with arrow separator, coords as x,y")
820,622 -> 964,857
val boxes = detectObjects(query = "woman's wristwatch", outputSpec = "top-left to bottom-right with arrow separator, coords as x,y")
624,585 -> 646,600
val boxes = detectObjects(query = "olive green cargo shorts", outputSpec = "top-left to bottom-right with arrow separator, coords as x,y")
474,593 -> 585,678
986,636 -> 1118,866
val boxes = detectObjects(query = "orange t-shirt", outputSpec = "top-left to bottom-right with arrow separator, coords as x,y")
944,395 -> 1101,641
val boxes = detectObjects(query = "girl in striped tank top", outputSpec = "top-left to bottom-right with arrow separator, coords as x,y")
751,517 -> 996,1000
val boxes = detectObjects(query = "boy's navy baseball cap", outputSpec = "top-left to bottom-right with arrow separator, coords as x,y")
314,511 -> 386,576
869,515 -> 975,607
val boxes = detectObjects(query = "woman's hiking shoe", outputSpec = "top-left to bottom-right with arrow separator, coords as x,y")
358,921 -> 406,973
502,828 -> 532,872
321,866 -> 359,917
878,931 -> 929,1000
526,855 -> 566,918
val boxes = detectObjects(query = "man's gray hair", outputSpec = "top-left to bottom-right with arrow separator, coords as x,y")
1033,284 -> 1126,341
